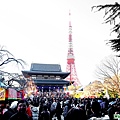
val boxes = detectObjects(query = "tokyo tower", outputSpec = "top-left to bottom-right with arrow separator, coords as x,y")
66,11 -> 81,86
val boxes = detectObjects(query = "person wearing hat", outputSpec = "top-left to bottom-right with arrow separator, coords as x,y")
9,100 -> 31,120
3,101 -> 18,120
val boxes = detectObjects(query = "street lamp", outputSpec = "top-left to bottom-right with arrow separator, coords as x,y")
49,87 -> 51,92
58,87 -> 59,92
54,87 -> 55,91
42,87 -> 43,93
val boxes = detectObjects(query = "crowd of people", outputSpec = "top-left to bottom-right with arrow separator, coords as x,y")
0,91 -> 120,120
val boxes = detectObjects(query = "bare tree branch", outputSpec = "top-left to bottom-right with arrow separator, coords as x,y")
0,46 -> 27,89
95,55 -> 120,94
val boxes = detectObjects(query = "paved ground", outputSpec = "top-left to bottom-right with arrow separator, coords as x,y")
52,115 -> 64,120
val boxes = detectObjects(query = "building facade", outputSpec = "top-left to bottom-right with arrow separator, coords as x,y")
22,63 -> 71,91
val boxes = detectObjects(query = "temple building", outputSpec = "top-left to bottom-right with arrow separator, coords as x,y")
22,63 -> 71,91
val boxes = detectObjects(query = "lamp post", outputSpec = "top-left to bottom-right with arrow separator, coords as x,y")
42,87 -> 43,95
49,87 -> 51,93
58,87 -> 59,92
54,87 -> 55,91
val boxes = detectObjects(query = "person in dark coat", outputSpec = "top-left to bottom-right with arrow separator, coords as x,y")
107,103 -> 117,120
65,107 -> 87,120
9,100 -> 31,120
56,101 -> 62,120
0,104 -> 3,120
39,104 -> 50,120
3,101 -> 18,120
89,100 -> 102,119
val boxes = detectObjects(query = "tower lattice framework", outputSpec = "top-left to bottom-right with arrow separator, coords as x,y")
66,11 -> 81,86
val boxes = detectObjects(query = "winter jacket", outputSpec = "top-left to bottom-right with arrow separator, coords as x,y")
40,110 -> 50,120
9,112 -> 30,120
31,106 -> 39,120
26,106 -> 32,118
3,108 -> 16,120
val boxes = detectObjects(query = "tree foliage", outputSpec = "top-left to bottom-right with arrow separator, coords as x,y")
83,80 -> 104,97
95,55 -> 120,95
92,2 -> 120,55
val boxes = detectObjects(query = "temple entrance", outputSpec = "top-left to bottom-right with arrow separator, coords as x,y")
37,86 -> 63,92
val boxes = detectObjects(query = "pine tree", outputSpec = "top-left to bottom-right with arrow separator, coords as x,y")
92,2 -> 120,55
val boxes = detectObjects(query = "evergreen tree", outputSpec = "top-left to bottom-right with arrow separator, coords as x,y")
92,2 -> 120,55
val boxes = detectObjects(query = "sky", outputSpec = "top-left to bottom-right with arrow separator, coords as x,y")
0,0 -> 119,86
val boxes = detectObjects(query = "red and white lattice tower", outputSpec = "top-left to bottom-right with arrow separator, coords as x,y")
66,11 -> 81,86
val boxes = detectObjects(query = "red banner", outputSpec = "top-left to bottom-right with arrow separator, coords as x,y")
8,88 -> 17,99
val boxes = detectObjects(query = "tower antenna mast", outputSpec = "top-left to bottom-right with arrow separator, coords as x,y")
66,10 -> 81,86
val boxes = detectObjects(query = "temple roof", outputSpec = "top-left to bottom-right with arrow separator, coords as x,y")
22,63 -> 70,79
30,63 -> 62,72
